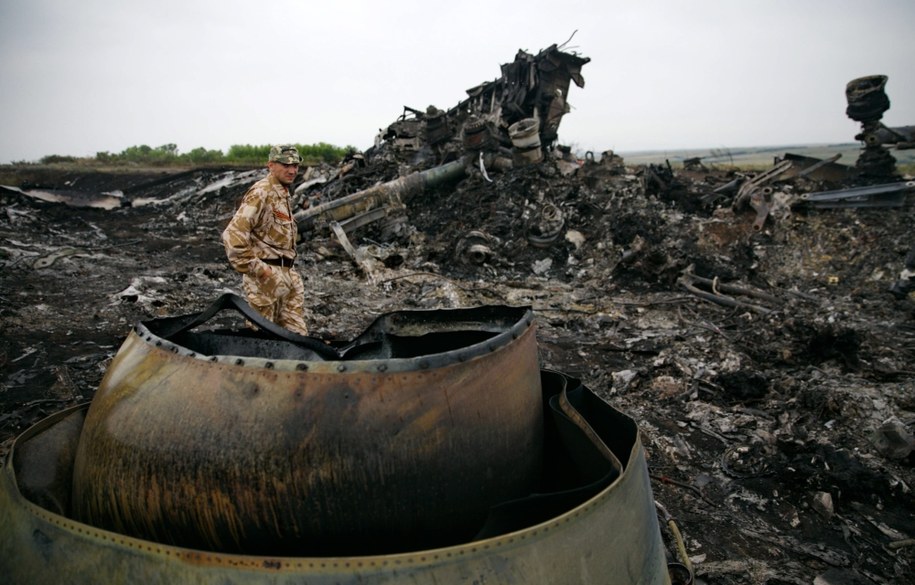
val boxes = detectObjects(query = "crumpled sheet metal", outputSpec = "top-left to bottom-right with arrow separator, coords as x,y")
0,371 -> 670,585
70,303 -> 544,556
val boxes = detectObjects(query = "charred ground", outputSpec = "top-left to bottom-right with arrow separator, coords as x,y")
1,155 -> 914,585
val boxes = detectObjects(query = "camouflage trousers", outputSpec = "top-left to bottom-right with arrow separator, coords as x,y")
241,266 -> 309,335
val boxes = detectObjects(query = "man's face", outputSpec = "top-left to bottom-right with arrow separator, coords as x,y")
268,161 -> 299,186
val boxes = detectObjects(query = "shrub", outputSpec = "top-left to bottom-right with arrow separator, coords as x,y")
38,142 -> 354,167
39,154 -> 78,164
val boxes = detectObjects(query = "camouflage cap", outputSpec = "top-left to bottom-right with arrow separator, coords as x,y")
269,144 -> 302,164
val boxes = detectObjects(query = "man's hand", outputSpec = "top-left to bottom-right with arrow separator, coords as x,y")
262,267 -> 291,298
274,276 -> 291,298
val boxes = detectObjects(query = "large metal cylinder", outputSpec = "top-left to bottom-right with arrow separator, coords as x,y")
1,371 -> 672,585
70,304 -> 543,555
293,159 -> 466,233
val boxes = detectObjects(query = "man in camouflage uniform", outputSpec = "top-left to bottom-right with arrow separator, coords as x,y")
222,144 -> 309,335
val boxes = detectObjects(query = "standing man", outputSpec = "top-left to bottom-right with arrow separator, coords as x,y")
222,144 -> 309,335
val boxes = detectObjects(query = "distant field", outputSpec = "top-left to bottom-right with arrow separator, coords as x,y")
617,143 -> 915,171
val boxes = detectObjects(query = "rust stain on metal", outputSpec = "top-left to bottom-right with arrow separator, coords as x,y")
71,304 -> 542,556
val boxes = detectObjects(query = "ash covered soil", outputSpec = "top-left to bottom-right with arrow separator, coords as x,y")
1,158 -> 913,585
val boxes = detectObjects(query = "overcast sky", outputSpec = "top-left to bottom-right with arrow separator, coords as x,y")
1,0 -> 913,164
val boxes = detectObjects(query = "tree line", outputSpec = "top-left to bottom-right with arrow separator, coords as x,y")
37,142 -> 353,166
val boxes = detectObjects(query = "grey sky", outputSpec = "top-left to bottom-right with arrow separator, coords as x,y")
1,0 -> 913,164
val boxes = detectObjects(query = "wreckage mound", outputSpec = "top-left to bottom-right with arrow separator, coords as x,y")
1,158 -> 914,585
408,159 -> 680,285
408,157 -> 915,301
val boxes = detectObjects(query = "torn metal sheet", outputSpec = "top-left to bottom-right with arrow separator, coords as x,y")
796,181 -> 915,208
777,153 -> 852,183
0,185 -> 125,210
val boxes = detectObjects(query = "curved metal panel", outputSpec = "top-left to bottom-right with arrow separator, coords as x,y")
71,304 -> 543,555
0,372 -> 671,584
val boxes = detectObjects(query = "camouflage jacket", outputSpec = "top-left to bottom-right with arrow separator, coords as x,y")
222,174 -> 297,277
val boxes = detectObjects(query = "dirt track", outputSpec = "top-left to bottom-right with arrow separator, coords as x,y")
1,159 -> 913,584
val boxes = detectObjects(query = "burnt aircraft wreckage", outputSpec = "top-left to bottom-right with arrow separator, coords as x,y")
292,41 -> 591,251
845,74 -> 915,178
0,42 -> 689,584
0,294 -> 680,584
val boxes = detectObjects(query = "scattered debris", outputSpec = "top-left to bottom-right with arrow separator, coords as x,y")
0,47 -> 913,585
